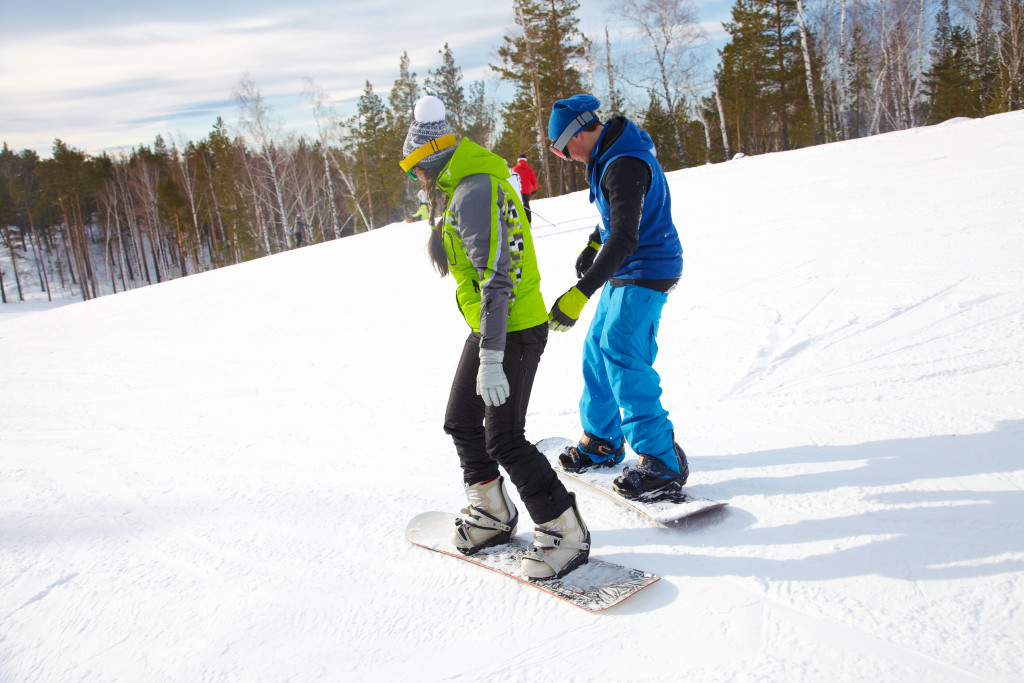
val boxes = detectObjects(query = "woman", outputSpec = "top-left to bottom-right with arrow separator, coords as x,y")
399,96 -> 589,580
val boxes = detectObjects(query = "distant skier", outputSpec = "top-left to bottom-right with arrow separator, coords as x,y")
405,189 -> 430,223
399,95 -> 591,580
545,93 -> 688,501
511,154 -> 538,224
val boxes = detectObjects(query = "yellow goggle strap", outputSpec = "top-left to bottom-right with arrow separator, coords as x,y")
399,134 -> 457,173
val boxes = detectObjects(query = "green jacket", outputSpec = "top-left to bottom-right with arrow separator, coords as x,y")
436,140 -> 547,351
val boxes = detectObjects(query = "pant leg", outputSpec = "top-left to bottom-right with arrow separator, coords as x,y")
521,193 -> 532,223
444,335 -> 494,482
599,285 -> 677,469
445,325 -> 573,523
579,285 -> 624,442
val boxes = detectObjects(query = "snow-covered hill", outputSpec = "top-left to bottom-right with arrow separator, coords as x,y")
2,112 -> 1023,681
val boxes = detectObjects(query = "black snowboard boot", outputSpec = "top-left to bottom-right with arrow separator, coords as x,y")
613,443 -> 689,501
558,432 -> 626,472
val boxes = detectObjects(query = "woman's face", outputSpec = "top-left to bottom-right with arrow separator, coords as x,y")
413,166 -> 428,185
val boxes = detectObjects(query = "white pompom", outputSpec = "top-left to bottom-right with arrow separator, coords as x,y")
414,95 -> 446,123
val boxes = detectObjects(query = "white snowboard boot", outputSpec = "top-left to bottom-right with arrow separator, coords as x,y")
451,476 -> 519,555
521,496 -> 591,580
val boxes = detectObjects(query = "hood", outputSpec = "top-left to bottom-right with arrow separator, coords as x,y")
436,139 -> 513,194
593,116 -> 655,164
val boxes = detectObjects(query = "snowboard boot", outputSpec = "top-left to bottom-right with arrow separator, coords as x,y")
613,443 -> 690,501
521,495 -> 591,581
558,432 -> 626,472
451,476 -> 519,556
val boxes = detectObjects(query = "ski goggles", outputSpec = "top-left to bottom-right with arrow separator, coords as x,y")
400,134 -> 457,178
549,111 -> 597,160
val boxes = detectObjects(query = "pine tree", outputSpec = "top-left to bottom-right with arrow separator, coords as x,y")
388,52 -> 421,216
717,0 -> 815,153
463,80 -> 495,146
718,0 -> 773,154
348,81 -> 392,227
924,0 -> 984,123
0,144 -> 22,302
205,117 -> 258,262
495,0 -> 588,196
425,44 -> 468,137
35,140 -> 107,300
640,92 -> 676,159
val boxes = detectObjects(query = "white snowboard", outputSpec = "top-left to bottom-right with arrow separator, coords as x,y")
405,511 -> 659,612
538,437 -> 728,526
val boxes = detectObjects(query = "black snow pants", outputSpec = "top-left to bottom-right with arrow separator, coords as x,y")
444,323 -> 573,524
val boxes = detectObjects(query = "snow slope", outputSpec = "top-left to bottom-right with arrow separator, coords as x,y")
2,112 -> 1023,682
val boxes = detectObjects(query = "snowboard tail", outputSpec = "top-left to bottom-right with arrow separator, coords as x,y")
405,511 -> 658,612
538,437 -> 727,526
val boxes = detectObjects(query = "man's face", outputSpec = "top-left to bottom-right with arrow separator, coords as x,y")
564,132 -> 590,164
552,131 -> 589,164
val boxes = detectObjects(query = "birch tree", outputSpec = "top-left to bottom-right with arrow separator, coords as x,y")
795,0 -> 821,136
233,73 -> 293,252
305,79 -> 345,239
613,0 -> 706,167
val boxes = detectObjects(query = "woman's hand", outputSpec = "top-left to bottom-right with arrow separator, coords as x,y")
477,348 -> 510,406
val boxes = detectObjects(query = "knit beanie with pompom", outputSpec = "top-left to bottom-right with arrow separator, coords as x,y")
403,96 -> 456,169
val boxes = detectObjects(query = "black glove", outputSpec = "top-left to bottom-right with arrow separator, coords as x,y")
575,239 -> 601,278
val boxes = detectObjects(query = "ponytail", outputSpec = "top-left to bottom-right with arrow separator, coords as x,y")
422,169 -> 449,277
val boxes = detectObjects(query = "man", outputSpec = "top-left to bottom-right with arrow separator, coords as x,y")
511,154 -> 538,223
545,93 -> 689,501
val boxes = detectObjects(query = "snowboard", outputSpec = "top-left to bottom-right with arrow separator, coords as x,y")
538,437 -> 728,526
405,511 -> 659,612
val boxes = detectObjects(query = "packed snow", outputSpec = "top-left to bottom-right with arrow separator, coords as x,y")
2,111 -> 1023,681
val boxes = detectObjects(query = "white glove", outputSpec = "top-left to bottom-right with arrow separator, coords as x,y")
476,348 -> 509,407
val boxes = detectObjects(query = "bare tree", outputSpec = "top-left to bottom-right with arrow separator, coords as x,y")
612,0 -> 706,167
233,73 -> 293,253
714,74 -> 732,159
304,79 -> 345,240
796,0 -> 821,135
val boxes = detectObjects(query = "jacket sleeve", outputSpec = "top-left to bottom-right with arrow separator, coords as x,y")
450,174 -> 511,352
576,156 -> 652,298
527,168 -> 538,194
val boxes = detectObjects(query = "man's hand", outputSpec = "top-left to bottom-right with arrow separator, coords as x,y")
575,239 -> 601,278
548,287 -> 589,332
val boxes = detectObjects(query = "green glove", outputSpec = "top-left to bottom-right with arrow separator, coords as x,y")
548,286 -> 589,332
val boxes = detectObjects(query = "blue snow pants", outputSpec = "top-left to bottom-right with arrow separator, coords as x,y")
579,283 -> 678,472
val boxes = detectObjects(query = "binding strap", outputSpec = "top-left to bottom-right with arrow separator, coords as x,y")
530,529 -> 590,551
457,506 -> 512,533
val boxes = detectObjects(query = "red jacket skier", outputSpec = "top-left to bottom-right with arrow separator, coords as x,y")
511,155 -> 538,223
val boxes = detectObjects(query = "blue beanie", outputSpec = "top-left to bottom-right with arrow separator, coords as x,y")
548,94 -> 601,141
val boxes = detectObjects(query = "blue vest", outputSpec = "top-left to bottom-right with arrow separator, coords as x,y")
587,120 -> 683,281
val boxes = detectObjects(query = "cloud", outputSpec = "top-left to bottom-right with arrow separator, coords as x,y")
0,4 -> 516,156
0,0 -> 730,157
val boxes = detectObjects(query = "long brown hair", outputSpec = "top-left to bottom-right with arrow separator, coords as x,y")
421,166 -> 449,276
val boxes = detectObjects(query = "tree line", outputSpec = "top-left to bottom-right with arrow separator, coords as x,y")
2,0 -> 1020,303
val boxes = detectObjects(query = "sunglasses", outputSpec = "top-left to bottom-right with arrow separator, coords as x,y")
406,169 -> 417,179
549,111 -> 597,160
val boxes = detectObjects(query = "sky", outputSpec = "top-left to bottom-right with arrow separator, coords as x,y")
2,111 -> 1023,679
0,0 -> 731,159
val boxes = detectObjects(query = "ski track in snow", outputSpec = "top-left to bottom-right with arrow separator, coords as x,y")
2,111 -> 1024,681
